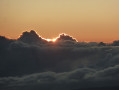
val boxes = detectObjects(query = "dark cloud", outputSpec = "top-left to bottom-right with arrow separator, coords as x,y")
1,66 -> 119,90
56,33 -> 77,42
1,31 -> 119,90
18,30 -> 47,44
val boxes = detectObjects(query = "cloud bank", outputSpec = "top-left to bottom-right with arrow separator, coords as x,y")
0,30 -> 119,90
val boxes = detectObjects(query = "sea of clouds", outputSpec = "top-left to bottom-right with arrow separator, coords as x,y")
0,31 -> 119,90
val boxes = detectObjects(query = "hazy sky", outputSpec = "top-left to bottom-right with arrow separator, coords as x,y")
0,0 -> 119,42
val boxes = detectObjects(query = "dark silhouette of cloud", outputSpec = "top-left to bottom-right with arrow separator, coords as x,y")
1,30 -> 119,90
98,42 -> 106,46
18,30 -> 47,44
112,40 -> 119,46
56,33 -> 77,42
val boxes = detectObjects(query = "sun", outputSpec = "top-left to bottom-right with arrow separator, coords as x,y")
52,38 -> 57,42
46,39 -> 51,42
45,38 -> 57,42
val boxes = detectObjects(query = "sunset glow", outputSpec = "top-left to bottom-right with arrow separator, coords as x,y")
0,0 -> 119,42
45,38 -> 57,42
38,33 -> 78,42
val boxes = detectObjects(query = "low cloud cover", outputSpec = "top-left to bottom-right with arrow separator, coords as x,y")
0,30 -> 119,90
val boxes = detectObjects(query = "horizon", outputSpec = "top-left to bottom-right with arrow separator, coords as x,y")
0,30 -> 118,43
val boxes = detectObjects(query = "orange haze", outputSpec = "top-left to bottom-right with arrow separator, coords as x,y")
0,0 -> 119,43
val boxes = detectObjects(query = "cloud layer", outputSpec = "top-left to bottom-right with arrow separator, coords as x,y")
0,31 -> 119,90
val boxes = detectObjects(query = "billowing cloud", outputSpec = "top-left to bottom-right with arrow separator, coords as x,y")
18,30 -> 77,45
1,31 -> 119,90
18,30 -> 47,44
1,66 -> 119,90
56,33 -> 77,42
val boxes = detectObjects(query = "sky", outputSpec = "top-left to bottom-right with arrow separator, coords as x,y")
0,0 -> 119,42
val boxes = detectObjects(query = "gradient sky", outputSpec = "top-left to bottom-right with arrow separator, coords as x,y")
0,0 -> 119,42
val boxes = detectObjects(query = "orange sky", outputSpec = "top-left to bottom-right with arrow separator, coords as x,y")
0,0 -> 119,42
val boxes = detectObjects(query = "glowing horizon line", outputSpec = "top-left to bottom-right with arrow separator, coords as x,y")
39,33 -> 78,42
8,31 -> 114,43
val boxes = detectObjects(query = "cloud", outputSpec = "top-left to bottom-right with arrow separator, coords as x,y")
18,30 -> 47,44
1,66 -> 119,90
18,30 -> 78,46
1,31 -> 119,89
56,33 -> 77,42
